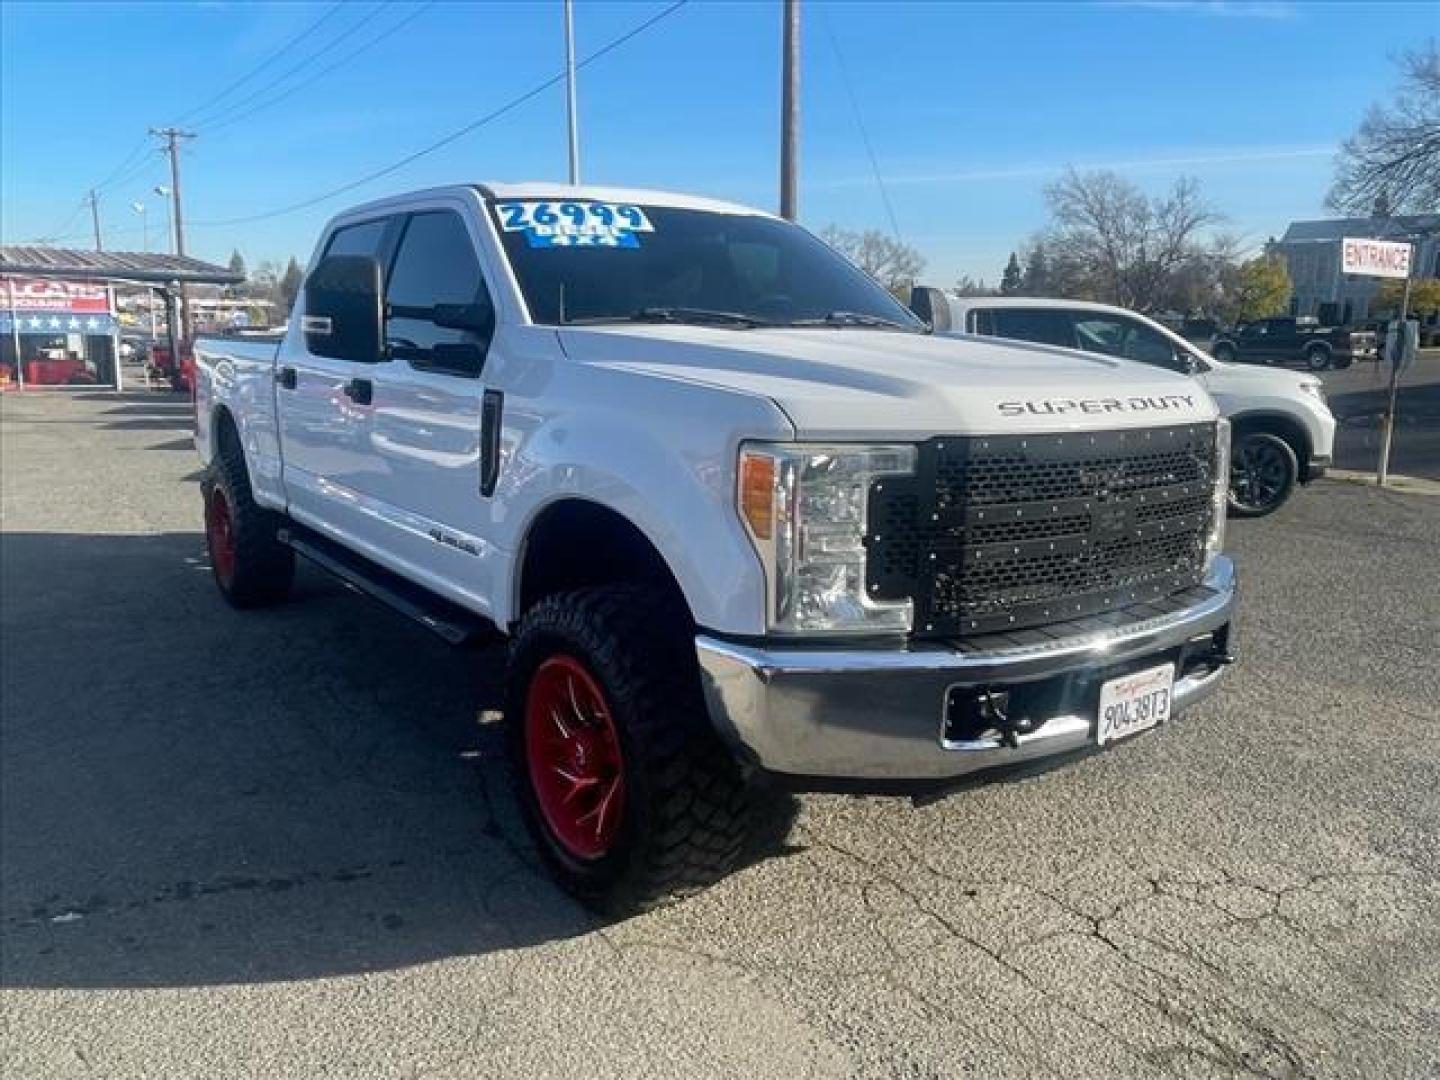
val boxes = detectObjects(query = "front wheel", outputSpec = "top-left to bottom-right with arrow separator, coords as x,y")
1228,431 -> 1298,517
1305,345 -> 1332,371
1211,342 -> 1237,364
506,586 -> 753,913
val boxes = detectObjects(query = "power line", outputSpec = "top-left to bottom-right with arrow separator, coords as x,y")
174,0 -> 348,126
193,2 -> 395,131
100,147 -> 165,196
204,2 -> 436,137
194,0 -> 690,229
820,9 -> 903,243
93,136 -> 152,192
35,2 -> 347,241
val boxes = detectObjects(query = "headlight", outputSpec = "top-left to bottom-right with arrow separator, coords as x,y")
738,443 -> 916,634
1206,418 -> 1231,567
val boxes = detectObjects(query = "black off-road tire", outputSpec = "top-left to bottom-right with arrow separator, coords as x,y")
203,436 -> 294,608
506,585 -> 753,914
1305,344 -> 1332,371
1212,342 -> 1237,364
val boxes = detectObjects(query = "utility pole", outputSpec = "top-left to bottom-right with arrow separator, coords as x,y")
150,127 -> 195,342
87,189 -> 103,251
150,128 -> 194,259
779,0 -> 800,221
564,0 -> 580,184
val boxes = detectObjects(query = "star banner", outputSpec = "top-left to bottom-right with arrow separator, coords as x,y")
0,312 -> 117,334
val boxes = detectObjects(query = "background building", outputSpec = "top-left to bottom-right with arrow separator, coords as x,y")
1272,214 -> 1440,324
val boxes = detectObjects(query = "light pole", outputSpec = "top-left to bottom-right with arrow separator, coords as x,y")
564,0 -> 580,184
153,186 -> 174,254
131,202 -> 149,252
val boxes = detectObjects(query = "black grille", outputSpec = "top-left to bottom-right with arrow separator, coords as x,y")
867,424 -> 1218,637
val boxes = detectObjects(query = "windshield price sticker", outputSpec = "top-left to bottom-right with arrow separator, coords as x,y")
496,201 -> 654,249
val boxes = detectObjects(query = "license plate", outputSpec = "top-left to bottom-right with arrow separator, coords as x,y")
1097,663 -> 1174,746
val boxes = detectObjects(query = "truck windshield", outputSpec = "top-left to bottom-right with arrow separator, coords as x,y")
489,199 -> 924,332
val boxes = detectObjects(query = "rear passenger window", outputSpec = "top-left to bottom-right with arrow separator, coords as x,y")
385,211 -> 492,355
988,309 -> 1074,349
324,218 -> 389,258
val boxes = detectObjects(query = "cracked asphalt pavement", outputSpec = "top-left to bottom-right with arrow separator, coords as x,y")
2,389 -> 1437,1079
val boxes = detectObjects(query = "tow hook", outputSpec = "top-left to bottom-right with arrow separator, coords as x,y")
977,688 -> 1047,749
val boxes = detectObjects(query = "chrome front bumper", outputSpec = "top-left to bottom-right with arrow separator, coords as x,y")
696,556 -> 1236,783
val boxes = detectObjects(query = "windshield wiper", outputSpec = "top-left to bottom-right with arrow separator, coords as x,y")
558,306 -> 769,329
783,310 -> 922,332
631,306 -> 771,328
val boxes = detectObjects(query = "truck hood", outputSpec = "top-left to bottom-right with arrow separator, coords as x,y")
1203,359 -> 1323,396
558,324 -> 1218,439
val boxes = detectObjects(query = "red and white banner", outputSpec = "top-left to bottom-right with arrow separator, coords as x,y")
1341,238 -> 1413,280
3,278 -> 112,313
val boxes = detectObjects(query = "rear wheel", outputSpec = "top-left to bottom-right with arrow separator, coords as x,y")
204,435 -> 294,607
507,585 -> 753,913
1305,344 -> 1332,371
1228,431 -> 1298,517
1211,342 -> 1236,363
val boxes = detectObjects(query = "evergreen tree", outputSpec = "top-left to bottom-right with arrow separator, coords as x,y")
279,257 -> 304,314
227,249 -> 247,279
1021,246 -> 1050,295
1000,252 -> 1023,295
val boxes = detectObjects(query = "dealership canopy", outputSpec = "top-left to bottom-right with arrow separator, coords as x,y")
0,246 -> 243,287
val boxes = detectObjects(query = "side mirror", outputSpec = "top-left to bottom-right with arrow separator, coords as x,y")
907,285 -> 952,332
303,255 -> 384,363
1177,351 -> 1202,375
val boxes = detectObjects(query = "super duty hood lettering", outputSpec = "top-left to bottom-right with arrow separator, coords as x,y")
998,394 -> 1198,418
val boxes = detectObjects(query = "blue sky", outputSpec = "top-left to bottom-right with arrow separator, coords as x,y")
1,1 -> 1431,285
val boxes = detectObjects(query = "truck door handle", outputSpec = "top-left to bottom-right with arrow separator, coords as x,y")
276,366 -> 297,390
344,378 -> 373,405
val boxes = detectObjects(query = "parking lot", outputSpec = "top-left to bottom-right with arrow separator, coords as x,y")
1,390 -> 1436,1079
1322,350 -> 1440,481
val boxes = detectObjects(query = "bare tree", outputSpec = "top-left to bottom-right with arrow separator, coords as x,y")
1039,169 -> 1224,311
821,226 -> 927,292
953,275 -> 997,297
1328,42 -> 1440,216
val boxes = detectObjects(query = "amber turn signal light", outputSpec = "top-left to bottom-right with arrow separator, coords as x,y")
739,451 -> 776,540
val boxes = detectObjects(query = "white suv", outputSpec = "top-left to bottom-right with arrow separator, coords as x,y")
917,293 -> 1336,516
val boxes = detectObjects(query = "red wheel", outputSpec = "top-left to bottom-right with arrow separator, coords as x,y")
206,487 -> 237,587
202,431 -> 293,607
524,654 -> 626,860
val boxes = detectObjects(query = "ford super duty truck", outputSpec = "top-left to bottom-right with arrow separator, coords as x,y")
194,183 -> 1237,912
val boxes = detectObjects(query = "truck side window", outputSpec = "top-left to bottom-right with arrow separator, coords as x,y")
324,218 -> 389,258
385,211 -> 493,354
1073,315 -> 1179,369
989,308 -> 1074,349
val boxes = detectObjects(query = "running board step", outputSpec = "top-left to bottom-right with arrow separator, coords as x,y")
278,526 -> 496,646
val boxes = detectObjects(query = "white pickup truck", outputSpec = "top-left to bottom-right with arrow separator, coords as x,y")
912,292 -> 1337,516
195,183 -> 1237,911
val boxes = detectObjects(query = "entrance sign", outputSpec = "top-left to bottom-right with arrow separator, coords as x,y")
1341,238 -> 1412,279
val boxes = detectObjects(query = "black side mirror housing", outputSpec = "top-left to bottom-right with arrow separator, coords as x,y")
907,285 -> 952,332
303,255 -> 385,363
1178,351 -> 1202,375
